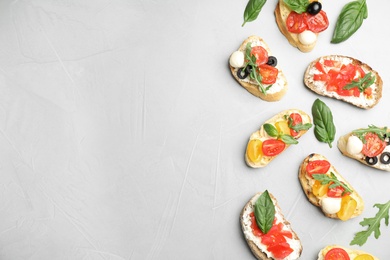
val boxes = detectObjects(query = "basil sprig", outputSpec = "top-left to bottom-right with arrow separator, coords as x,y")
242,0 -> 267,27
331,0 -> 368,43
343,72 -> 375,93
283,0 -> 310,14
312,99 -> 336,148
243,43 -> 270,94
352,125 -> 388,143
312,172 -> 353,195
254,190 -> 275,234
264,123 -> 298,145
285,115 -> 313,132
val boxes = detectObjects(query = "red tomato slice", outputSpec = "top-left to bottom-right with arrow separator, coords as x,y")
313,73 -> 329,82
327,184 -> 349,198
262,139 -> 286,157
306,160 -> 331,178
286,11 -> 307,33
288,113 -> 302,137
315,61 -> 326,74
362,133 -> 387,157
324,248 -> 351,260
258,64 -> 278,84
268,243 -> 294,259
261,232 -> 286,248
306,10 -> 329,33
251,46 -> 269,67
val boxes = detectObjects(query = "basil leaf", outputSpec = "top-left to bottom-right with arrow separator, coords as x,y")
280,135 -> 298,145
263,123 -> 279,137
311,99 -> 336,148
283,0 -> 309,14
242,0 -> 267,27
254,190 -> 275,234
331,0 -> 368,43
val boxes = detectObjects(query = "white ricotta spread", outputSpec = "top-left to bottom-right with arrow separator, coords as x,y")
229,51 -> 245,68
298,30 -> 317,45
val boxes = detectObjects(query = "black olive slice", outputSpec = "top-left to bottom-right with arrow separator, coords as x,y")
237,65 -> 252,79
380,152 -> 390,164
365,156 -> 378,165
383,134 -> 390,145
307,1 -> 322,15
266,56 -> 278,67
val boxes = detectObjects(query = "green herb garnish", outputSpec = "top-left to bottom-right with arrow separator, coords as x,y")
350,200 -> 390,246
264,123 -> 298,145
243,43 -> 267,94
312,172 -> 353,195
331,0 -> 368,43
285,114 -> 313,132
311,99 -> 336,148
283,0 -> 310,14
242,0 -> 267,27
343,72 -> 375,93
352,125 -> 388,143
254,190 -> 275,234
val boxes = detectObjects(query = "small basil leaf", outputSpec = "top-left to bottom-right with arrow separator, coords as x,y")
263,123 -> 278,137
331,0 -> 368,44
312,99 -> 336,148
280,135 -> 298,145
283,0 -> 309,14
254,190 -> 275,234
242,0 -> 267,27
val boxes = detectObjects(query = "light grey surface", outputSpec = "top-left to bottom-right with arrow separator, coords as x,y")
0,0 -> 389,259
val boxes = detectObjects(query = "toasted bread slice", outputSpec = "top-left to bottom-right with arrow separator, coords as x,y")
317,245 -> 379,260
245,109 -> 311,168
338,126 -> 390,171
229,35 -> 288,101
304,55 -> 383,109
240,191 -> 302,260
299,153 -> 364,220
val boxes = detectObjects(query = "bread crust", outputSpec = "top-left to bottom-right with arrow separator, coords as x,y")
240,192 -> 302,260
304,55 -> 383,109
298,153 -> 364,220
274,1 -> 318,52
245,109 -> 312,168
317,244 -> 379,260
229,35 -> 288,101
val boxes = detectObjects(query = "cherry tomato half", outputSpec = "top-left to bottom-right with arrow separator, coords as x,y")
327,184 -> 349,198
258,64 -> 278,84
262,139 -> 286,157
362,132 -> 386,157
251,46 -> 268,67
286,11 -> 307,33
306,10 -> 329,33
288,113 -> 302,137
306,160 -> 331,178
324,248 -> 350,260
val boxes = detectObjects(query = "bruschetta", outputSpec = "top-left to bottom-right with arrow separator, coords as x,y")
240,191 -> 302,259
299,153 -> 364,220
275,0 -> 329,52
304,55 -> 383,109
229,35 -> 288,101
338,125 -> 390,171
245,109 -> 312,168
317,245 -> 379,260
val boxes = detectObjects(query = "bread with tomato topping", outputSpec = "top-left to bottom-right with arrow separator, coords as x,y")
317,245 -> 379,260
245,109 -> 312,168
274,0 -> 328,52
229,35 -> 288,101
304,55 -> 383,109
337,125 -> 390,171
240,191 -> 302,260
299,153 -> 364,220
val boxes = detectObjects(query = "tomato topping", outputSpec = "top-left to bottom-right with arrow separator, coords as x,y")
306,10 -> 329,33
268,243 -> 294,259
324,248 -> 350,260
362,132 -> 386,157
337,195 -> 357,221
288,113 -> 302,137
315,61 -> 326,74
251,46 -> 269,67
258,64 -> 278,84
327,184 -> 350,198
262,139 -> 286,157
306,160 -> 331,178
286,11 -> 307,33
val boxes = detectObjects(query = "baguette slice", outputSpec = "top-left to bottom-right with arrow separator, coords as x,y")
299,153 -> 364,220
304,55 -> 383,109
229,35 -> 288,101
338,126 -> 390,171
240,191 -> 302,260
317,245 -> 379,260
245,109 -> 311,168
274,0 -> 321,52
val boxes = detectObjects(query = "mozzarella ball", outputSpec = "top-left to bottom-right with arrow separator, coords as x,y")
321,197 -> 342,214
346,135 -> 364,155
229,51 -> 245,68
298,30 -> 317,45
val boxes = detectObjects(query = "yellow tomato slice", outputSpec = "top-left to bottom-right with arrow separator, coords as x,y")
354,254 -> 374,260
246,139 -> 263,163
337,195 -> 357,221
312,180 -> 329,197
275,120 -> 290,135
